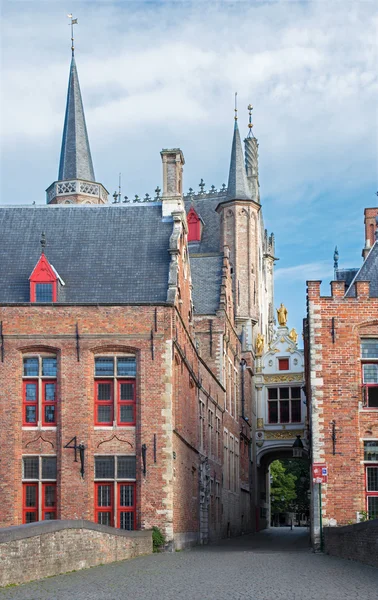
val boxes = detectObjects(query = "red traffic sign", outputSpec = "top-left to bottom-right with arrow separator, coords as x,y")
312,463 -> 328,484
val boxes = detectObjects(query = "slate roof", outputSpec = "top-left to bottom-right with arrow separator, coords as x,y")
58,57 -> 95,182
0,205 -> 172,304
225,121 -> 252,202
335,268 -> 359,289
345,241 -> 378,297
190,255 -> 223,314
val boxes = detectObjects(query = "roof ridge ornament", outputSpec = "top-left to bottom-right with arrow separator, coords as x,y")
234,92 -> 238,122
67,14 -> 78,57
40,231 -> 46,254
247,103 -> 254,138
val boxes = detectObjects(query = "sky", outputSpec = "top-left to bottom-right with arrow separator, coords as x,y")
1,0 -> 377,339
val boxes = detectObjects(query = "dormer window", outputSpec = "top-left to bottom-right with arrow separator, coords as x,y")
187,207 -> 202,243
29,253 -> 63,303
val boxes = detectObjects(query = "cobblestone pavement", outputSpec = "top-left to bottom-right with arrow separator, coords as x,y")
1,528 -> 377,600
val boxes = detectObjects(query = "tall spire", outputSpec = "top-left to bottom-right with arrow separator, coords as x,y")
58,57 -> 95,182
225,118 -> 252,202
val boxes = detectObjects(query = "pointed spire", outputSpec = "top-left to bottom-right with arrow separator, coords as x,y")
226,119 -> 252,202
58,56 -> 95,182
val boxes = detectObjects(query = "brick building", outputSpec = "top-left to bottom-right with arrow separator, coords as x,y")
0,51 -> 275,547
305,207 -> 378,550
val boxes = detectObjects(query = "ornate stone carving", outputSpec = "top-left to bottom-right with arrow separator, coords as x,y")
255,333 -> 264,356
263,373 -> 303,383
257,418 -> 264,429
265,429 -> 304,440
276,303 -> 288,326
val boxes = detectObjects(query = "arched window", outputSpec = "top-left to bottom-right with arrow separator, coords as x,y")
187,207 -> 201,242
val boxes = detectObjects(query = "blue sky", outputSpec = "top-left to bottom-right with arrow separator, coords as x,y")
1,0 -> 377,339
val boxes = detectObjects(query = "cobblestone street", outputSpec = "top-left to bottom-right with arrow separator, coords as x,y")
1,528 -> 377,600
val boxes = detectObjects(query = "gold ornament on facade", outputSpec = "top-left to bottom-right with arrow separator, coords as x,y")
257,418 -> 264,429
265,429 -> 304,440
263,373 -> 303,383
276,303 -> 288,326
255,333 -> 264,356
289,328 -> 298,344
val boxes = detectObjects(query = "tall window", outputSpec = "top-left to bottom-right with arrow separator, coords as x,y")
223,429 -> 229,490
268,387 -> 301,424
22,456 -> 57,523
199,399 -> 205,451
94,356 -> 136,426
361,339 -> 378,408
208,409 -> 214,457
94,455 -> 136,530
215,415 -> 221,461
23,355 -> 57,426
366,466 -> 378,519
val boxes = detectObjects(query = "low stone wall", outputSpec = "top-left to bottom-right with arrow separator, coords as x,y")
0,520 -> 152,587
324,519 -> 378,568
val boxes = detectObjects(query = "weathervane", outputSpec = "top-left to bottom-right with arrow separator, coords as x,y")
67,14 -> 78,57
234,92 -> 238,121
247,104 -> 254,138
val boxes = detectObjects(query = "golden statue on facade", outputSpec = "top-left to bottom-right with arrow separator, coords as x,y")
255,333 -> 264,356
276,303 -> 288,326
289,328 -> 298,344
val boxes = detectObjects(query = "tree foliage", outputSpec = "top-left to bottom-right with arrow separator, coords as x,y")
270,460 -> 297,514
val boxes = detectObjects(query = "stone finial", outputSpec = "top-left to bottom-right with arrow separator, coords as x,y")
40,232 -> 46,253
160,148 -> 185,218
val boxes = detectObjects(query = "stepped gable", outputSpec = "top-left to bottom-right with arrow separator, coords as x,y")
0,205 -> 172,304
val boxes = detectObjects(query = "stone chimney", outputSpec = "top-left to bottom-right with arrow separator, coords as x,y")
362,207 -> 378,259
160,148 -> 185,217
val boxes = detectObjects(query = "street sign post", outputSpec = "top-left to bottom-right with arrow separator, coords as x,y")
312,463 -> 328,484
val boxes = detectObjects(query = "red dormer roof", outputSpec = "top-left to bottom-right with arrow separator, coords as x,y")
187,206 -> 202,242
29,253 -> 58,283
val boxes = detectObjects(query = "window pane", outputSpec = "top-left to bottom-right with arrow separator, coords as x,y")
25,406 -> 37,423
25,485 -> 37,507
119,484 -> 134,507
368,388 -> 378,408
120,383 -> 134,401
25,512 -> 37,523
97,484 -> 112,507
25,383 -> 37,401
95,358 -> 114,376
361,339 -> 378,359
44,485 -> 56,507
280,400 -> 290,423
97,405 -> 112,423
117,357 -> 136,377
44,512 -> 56,520
291,400 -> 301,423
44,405 -> 56,424
117,456 -> 136,479
268,388 -> 278,400
45,383 -> 56,401
120,512 -> 134,531
120,405 -> 134,423
23,457 -> 39,479
367,467 -> 378,492
97,512 -> 111,526
268,401 -> 278,423
42,457 -> 57,480
364,441 -> 378,462
279,388 -> 289,399
97,383 -> 112,400
36,283 -> 53,303
291,387 -> 301,399
363,364 -> 378,384
95,457 -> 115,479
23,357 -> 39,376
368,496 -> 378,520
42,358 -> 57,377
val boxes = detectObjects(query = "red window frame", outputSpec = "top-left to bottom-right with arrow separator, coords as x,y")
187,208 -> 201,242
42,482 -> 57,520
361,363 -> 378,409
117,380 -> 136,426
42,381 -> 57,426
22,483 -> 38,523
95,380 -> 114,425
30,281 -> 57,303
365,465 -> 378,519
94,482 -> 114,526
117,482 -> 136,530
23,380 -> 38,426
278,358 -> 289,371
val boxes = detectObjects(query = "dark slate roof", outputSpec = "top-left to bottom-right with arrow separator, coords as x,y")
190,255 -> 223,314
225,121 -> 251,201
184,196 -> 222,254
335,268 -> 359,288
58,57 -> 95,182
0,205 -> 172,304
345,242 -> 378,297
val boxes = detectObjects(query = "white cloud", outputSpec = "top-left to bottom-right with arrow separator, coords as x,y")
275,261 -> 333,282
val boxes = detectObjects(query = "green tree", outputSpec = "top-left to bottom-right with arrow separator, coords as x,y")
270,460 -> 297,514
280,459 -> 310,515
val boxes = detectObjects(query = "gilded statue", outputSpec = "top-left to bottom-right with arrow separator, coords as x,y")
289,328 -> 298,344
276,303 -> 288,327
255,333 -> 264,356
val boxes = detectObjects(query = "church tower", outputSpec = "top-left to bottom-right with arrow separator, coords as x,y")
46,27 -> 108,205
217,105 -> 274,350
